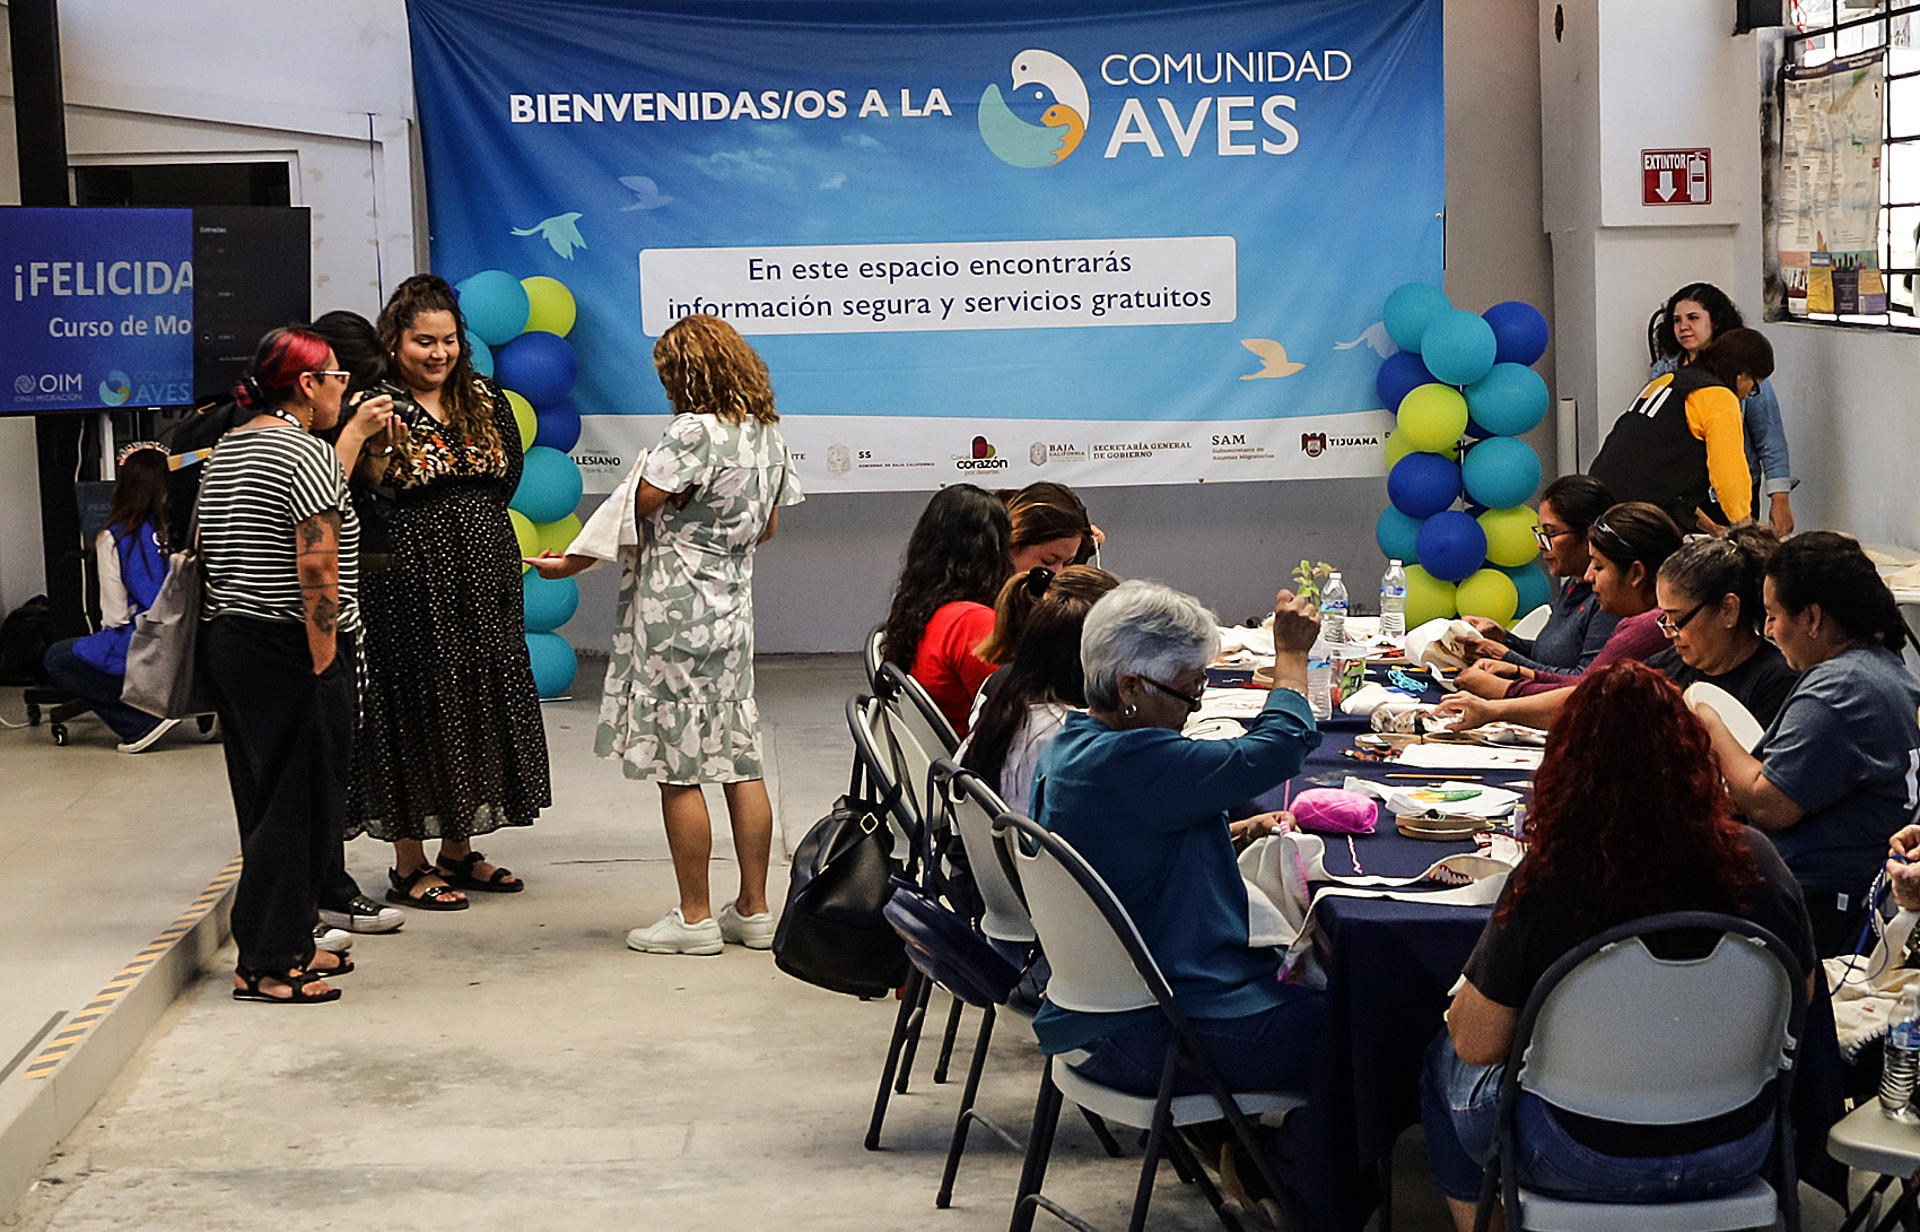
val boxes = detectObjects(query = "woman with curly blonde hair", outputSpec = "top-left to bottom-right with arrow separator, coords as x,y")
533,314 -> 802,954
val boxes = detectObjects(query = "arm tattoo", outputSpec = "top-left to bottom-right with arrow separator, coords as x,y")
305,593 -> 338,636
297,511 -> 340,555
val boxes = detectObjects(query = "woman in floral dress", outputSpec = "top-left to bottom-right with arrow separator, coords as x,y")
532,315 -> 802,955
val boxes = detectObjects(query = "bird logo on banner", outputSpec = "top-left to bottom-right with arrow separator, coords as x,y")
511,213 -> 589,259
618,176 -> 674,211
1239,339 -> 1306,380
978,49 -> 1088,168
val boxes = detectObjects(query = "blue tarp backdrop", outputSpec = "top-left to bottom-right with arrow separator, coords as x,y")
407,0 -> 1443,492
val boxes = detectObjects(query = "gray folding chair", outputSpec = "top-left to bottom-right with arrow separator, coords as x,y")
1474,911 -> 1806,1232
864,624 -> 888,696
1827,1102 -> 1920,1232
997,809 -> 1306,1232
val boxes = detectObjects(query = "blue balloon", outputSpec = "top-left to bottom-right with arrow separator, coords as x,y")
1382,282 -> 1451,349
1383,282 -> 1453,352
1375,350 -> 1435,412
1416,510 -> 1489,583
1461,436 -> 1543,509
1387,451 -> 1462,519
455,270 -> 531,347
1420,310 -> 1498,386
466,331 -> 494,379
525,631 -> 577,698
495,331 -> 579,406
1501,563 -> 1554,616
1465,363 -> 1550,437
511,445 -> 584,523
522,572 -> 579,633
1482,300 -> 1550,367
533,399 -> 582,452
1376,507 -> 1424,565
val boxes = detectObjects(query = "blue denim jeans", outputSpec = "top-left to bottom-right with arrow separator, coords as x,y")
1418,1030 -> 1772,1203
1067,988 -> 1323,1097
43,636 -> 158,744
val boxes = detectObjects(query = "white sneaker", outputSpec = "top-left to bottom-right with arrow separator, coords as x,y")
312,923 -> 354,954
625,908 -> 723,956
117,717 -> 181,754
318,894 -> 406,934
717,900 -> 776,950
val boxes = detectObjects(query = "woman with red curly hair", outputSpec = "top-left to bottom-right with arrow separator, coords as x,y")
1419,661 -> 1815,1230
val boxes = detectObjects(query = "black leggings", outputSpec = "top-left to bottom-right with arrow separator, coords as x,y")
205,617 -> 356,973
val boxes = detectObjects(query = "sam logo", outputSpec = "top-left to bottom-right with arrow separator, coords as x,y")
1300,432 -> 1328,458
956,434 -> 1009,472
977,50 -> 1089,168
1212,433 -> 1247,446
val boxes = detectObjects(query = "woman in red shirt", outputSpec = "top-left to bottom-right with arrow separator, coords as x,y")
879,484 -> 1012,733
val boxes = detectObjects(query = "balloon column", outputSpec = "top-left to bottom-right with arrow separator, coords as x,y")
1375,285 -> 1553,628
457,270 -> 584,699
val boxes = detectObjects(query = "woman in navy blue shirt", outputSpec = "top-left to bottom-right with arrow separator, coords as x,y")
1030,579 -> 1323,1096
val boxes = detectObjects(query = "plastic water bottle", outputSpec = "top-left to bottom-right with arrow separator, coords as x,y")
1320,572 -> 1349,648
1306,632 -> 1334,721
1380,559 -> 1409,647
1883,988 -> 1920,1119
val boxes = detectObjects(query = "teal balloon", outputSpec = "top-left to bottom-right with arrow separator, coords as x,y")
510,445 -> 583,524
466,331 -> 494,379
525,631 -> 577,698
1383,282 -> 1453,352
1501,563 -> 1553,616
1375,507 -> 1424,565
455,270 -> 531,347
522,573 -> 579,633
1415,510 -> 1488,583
1420,309 -> 1499,386
1465,363 -> 1549,437
1461,436 -> 1543,509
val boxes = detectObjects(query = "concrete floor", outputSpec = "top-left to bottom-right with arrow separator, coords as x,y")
2,656 -> 1850,1230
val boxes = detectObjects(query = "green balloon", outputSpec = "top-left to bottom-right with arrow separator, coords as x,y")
1477,505 -> 1540,568
506,390 -> 537,450
509,508 -> 538,573
1405,564 -> 1458,627
536,514 -> 583,556
1456,568 -> 1519,626
1384,428 -> 1417,470
1398,383 -> 1469,453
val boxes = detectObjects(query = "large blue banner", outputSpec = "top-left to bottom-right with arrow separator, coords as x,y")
408,0 -> 1443,491
0,208 -> 194,414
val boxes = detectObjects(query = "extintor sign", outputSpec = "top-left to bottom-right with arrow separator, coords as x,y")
1642,148 -> 1711,205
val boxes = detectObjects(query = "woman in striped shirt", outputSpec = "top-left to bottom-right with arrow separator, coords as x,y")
199,326 -> 395,1004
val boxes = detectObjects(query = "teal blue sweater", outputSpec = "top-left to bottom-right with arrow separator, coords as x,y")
1029,688 -> 1320,1053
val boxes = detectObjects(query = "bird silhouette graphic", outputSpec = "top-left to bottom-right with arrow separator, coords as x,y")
511,212 -> 588,260
1239,339 -> 1307,380
1333,321 -> 1398,358
617,176 -> 673,211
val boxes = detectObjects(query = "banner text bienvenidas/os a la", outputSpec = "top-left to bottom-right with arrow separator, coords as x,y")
408,0 -> 1442,493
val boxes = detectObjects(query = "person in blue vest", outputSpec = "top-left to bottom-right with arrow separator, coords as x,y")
42,443 -> 177,753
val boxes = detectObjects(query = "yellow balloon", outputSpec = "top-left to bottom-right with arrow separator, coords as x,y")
505,389 -> 536,449
536,514 -> 583,556
1404,564 -> 1458,627
521,276 -> 578,338
1384,429 -> 1417,470
1456,568 -> 1520,626
509,508 -> 538,572
1477,505 -> 1540,568
1398,383 -> 1469,453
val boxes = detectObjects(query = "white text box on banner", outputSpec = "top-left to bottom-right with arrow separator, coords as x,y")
639,236 -> 1237,337
573,410 -> 1393,496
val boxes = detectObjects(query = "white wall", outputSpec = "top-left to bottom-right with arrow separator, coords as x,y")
3,0 -> 1553,648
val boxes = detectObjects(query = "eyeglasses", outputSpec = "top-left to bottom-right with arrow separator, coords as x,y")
311,369 -> 352,383
1532,524 -> 1571,549
1657,600 -> 1710,637
1589,517 -> 1636,561
1137,675 -> 1205,712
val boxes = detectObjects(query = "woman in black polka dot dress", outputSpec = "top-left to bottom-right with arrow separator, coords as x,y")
347,275 -> 551,909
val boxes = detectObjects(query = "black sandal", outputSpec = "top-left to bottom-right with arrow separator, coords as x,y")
435,849 -> 524,893
233,967 -> 342,1005
386,864 -> 470,911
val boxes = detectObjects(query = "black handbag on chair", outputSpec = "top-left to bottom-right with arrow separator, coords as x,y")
773,759 -> 913,999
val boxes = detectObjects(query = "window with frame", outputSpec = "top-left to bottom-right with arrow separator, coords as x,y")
1774,0 -> 1920,327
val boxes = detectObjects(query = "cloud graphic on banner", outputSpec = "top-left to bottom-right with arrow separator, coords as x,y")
978,49 -> 1088,168
819,173 -> 848,190
1334,322 -> 1398,359
1239,339 -> 1306,380
617,175 -> 674,211
511,213 -> 588,259
843,132 -> 883,150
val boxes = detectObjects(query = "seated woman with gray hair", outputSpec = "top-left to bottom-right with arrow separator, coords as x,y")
1028,579 -> 1326,1097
